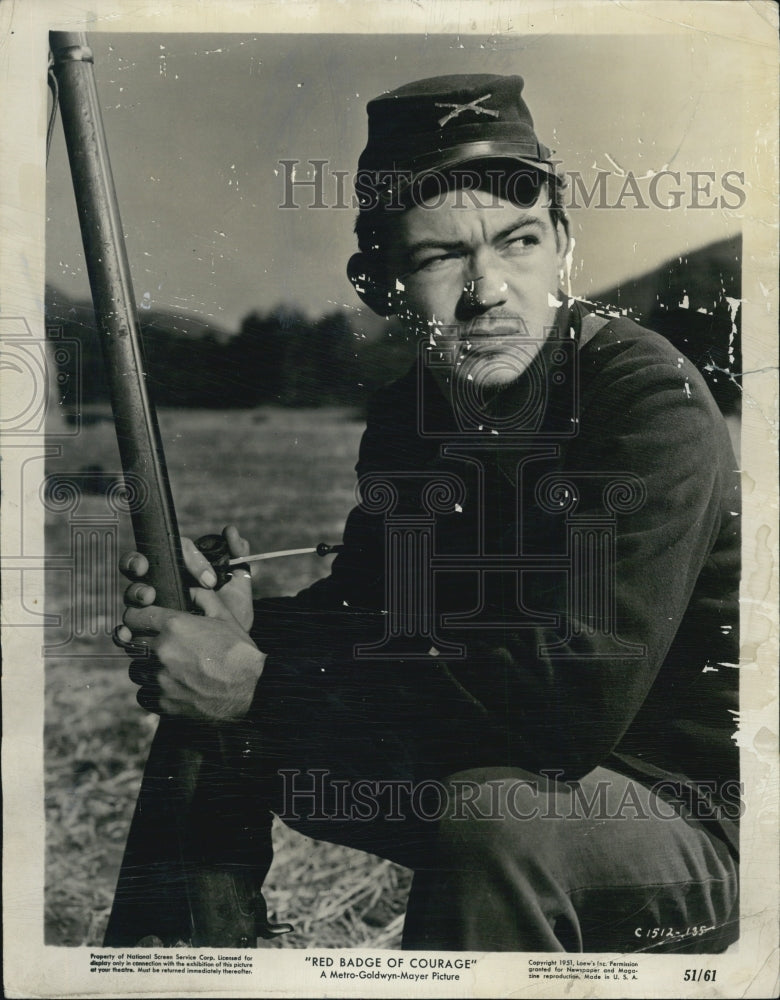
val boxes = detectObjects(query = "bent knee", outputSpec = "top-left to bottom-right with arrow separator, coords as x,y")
434,772 -> 555,865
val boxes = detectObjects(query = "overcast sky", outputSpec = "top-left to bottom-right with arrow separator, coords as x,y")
46,31 -> 747,334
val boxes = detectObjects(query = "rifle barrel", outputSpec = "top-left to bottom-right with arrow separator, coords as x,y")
49,31 -> 187,610
50,32 -> 259,948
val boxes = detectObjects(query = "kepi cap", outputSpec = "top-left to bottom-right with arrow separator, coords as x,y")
357,74 -> 557,207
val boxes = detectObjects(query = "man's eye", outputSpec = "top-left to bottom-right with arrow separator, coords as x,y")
415,252 -> 460,271
505,234 -> 540,250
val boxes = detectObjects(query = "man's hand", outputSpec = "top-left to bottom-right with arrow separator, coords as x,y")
120,524 -> 255,631
188,524 -> 256,631
114,525 -> 265,719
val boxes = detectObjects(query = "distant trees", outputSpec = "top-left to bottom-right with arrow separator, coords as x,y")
226,307 -> 364,407
45,288 -> 416,411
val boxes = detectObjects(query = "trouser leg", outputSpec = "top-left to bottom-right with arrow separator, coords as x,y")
204,669 -> 739,953
400,767 -> 738,953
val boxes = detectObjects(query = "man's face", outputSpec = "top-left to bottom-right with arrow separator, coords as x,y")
386,185 -> 568,401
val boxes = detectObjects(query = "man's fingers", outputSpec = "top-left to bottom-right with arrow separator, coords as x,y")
119,551 -> 149,580
123,603 -> 174,634
112,624 -> 152,655
190,587 -> 236,621
123,581 -> 156,607
128,658 -> 160,687
181,536 -> 218,589
113,624 -> 133,647
222,525 -> 258,585
136,685 -> 160,715
129,655 -> 162,715
178,528 -> 252,591
223,524 -> 250,559
226,567 -> 252,584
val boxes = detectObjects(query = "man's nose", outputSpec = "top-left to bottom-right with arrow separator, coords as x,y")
458,255 -> 508,315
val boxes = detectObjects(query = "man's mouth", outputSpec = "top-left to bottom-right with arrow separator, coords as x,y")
462,318 -> 530,339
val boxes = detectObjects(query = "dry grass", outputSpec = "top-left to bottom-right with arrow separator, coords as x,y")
260,826 -> 412,949
44,405 -> 412,947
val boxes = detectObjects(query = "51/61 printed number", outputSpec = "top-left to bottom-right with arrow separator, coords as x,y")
684,969 -> 717,982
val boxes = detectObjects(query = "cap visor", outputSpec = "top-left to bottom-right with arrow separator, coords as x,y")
407,141 -> 557,179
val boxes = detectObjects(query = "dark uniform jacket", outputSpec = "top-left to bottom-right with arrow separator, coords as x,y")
249,299 -> 740,856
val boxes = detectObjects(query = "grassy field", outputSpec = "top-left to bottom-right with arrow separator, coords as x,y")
44,405 -> 412,947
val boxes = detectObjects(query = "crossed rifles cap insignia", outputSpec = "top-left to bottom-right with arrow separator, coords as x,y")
434,93 -> 500,128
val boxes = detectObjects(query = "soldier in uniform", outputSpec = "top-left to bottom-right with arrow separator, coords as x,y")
116,75 -> 739,952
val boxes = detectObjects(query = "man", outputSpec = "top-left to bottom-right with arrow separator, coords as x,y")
116,75 -> 740,952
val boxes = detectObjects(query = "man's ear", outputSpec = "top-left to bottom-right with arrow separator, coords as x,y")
554,215 -> 571,263
347,253 -> 396,318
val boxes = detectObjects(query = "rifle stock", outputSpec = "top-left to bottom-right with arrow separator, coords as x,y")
50,31 -> 269,948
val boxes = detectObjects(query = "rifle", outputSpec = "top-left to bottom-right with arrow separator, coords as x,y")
49,31 -> 290,947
